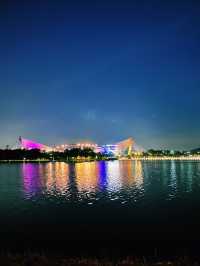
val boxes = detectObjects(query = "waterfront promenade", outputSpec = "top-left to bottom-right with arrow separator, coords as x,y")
1,156 -> 200,163
128,156 -> 200,161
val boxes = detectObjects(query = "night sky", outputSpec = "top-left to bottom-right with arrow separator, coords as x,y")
1,0 -> 200,149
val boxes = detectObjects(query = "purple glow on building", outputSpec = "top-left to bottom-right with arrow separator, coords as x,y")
19,137 -> 134,155
20,138 -> 52,151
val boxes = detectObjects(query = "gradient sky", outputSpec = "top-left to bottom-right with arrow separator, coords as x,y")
1,0 -> 200,149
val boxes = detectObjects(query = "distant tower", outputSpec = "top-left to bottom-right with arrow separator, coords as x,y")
18,136 -> 22,149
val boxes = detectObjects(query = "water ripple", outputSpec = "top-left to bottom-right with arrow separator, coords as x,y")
9,160 -> 198,207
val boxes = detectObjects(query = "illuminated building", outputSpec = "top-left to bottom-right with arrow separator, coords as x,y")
19,136 -> 134,157
19,137 -> 53,152
55,142 -> 98,152
99,138 -> 134,157
115,137 -> 134,156
98,144 -> 118,156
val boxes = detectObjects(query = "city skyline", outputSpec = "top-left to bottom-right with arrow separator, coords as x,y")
1,0 -> 200,149
1,135 -> 200,152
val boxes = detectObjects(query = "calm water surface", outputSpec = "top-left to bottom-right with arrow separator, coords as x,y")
0,160 -> 200,252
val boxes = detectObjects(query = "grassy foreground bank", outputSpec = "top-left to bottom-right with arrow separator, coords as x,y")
0,254 -> 199,266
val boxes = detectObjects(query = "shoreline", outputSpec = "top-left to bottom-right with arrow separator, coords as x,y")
1,156 -> 200,163
127,156 -> 200,161
0,158 -> 116,163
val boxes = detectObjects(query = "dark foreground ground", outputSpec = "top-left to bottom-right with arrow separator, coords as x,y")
1,230 -> 200,265
2,217 -> 199,265
0,254 -> 200,266
1,214 -> 200,263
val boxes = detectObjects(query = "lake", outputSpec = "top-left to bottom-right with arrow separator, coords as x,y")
0,160 -> 200,255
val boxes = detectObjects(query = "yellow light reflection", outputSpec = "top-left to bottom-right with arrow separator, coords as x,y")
119,160 -> 135,187
75,162 -> 99,192
45,162 -> 54,190
45,162 -> 69,194
55,162 -> 69,193
134,160 -> 143,187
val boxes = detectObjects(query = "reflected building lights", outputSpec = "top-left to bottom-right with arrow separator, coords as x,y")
107,160 -> 144,193
97,161 -> 107,191
22,161 -> 144,201
21,160 -> 199,206
119,160 -> 134,187
22,163 -> 42,198
45,162 -> 54,192
45,162 -> 69,194
55,162 -> 69,193
168,160 -> 177,199
107,161 -> 122,192
186,163 -> 193,193
134,160 -> 143,188
75,162 -> 98,193
22,162 -> 70,198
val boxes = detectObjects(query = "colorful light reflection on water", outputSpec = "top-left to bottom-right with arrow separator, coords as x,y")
1,160 -> 200,252
21,160 -> 200,205
22,161 -> 144,203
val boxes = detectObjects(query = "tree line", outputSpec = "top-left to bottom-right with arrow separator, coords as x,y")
139,149 -> 200,157
0,148 -> 199,161
0,148 -> 108,161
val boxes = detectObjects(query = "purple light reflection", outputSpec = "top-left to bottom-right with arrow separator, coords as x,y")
22,163 -> 42,198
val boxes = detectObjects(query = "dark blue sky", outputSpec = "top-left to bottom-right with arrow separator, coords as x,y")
1,0 -> 200,149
